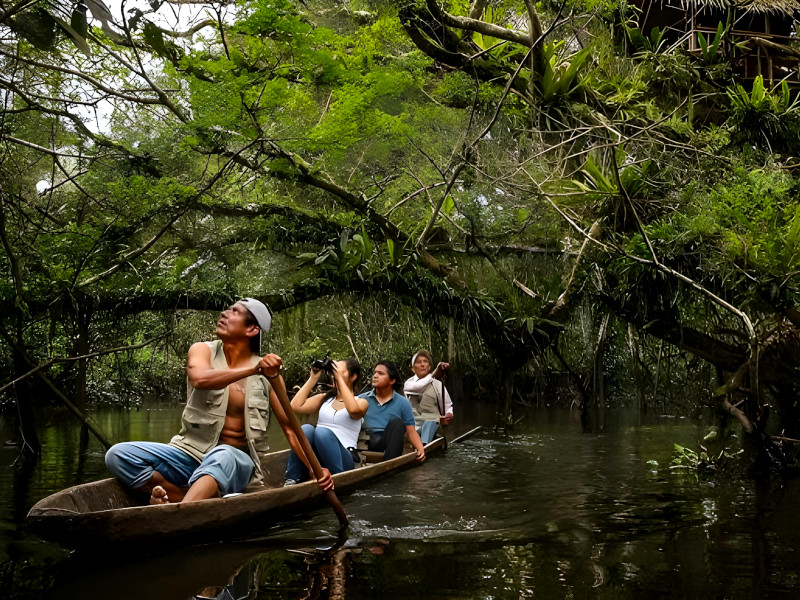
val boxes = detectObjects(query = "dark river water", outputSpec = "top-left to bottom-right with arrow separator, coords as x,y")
2,403 -> 799,599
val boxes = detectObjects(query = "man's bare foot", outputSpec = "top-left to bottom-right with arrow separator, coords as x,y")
149,485 -> 169,505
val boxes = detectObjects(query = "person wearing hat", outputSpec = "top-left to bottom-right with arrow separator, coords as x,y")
105,298 -> 332,504
404,350 -> 453,426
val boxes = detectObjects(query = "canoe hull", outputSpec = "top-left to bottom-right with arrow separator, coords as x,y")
27,437 -> 446,546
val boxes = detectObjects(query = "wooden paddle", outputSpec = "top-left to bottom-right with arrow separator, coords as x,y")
436,370 -> 450,447
266,370 -> 349,527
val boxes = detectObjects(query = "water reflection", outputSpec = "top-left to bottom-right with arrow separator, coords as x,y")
3,407 -> 800,598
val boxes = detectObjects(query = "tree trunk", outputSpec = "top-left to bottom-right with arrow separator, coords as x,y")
585,314 -> 610,433
447,317 -> 455,363
73,299 -> 93,411
498,372 -> 513,431
628,324 -> 646,425
12,352 -> 41,456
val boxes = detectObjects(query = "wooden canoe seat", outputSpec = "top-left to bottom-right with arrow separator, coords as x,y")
355,430 -> 385,465
359,450 -> 385,463
354,430 -> 414,465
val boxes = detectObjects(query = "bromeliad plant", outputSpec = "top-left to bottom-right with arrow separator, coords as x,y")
727,76 -> 800,153
535,41 -> 593,102
570,153 -> 662,233
696,22 -> 725,66
574,155 -> 658,201
625,25 -> 666,54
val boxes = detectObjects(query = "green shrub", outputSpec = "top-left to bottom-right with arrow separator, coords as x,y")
727,76 -> 800,154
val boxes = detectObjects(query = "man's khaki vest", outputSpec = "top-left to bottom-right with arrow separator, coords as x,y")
407,379 -> 443,421
169,340 -> 271,485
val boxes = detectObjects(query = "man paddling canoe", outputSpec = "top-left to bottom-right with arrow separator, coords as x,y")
404,350 -> 453,426
105,299 -> 332,504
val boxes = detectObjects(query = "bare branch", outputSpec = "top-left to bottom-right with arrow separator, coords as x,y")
0,331 -> 169,394
2,135 -> 96,158
0,188 -> 25,306
0,49 -> 167,105
76,141 -> 256,288
425,0 -> 532,47
156,18 -> 217,38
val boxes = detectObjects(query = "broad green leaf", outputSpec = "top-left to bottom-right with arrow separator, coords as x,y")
52,14 -> 91,56
386,239 -> 395,265
70,4 -> 88,39
361,224 -> 373,258
442,195 -> 454,216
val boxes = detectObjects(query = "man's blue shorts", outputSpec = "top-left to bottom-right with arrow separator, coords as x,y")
105,441 -> 255,496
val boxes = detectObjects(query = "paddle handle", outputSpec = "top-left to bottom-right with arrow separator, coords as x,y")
268,372 -> 349,527
437,371 -> 447,417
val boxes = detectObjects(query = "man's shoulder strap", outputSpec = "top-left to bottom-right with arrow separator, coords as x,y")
206,340 -> 226,366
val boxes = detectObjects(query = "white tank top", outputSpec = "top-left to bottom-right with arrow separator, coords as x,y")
318,397 -> 362,449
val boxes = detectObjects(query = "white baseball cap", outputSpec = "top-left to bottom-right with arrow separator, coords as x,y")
238,298 -> 272,332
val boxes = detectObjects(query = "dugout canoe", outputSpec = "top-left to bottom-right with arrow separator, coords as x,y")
27,426 -> 481,546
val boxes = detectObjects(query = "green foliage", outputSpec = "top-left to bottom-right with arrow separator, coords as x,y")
535,41 -> 593,102
573,154 -> 659,206
624,25 -> 665,54
696,22 -> 725,66
691,168 -> 800,274
4,0 -> 800,445
591,72 -> 652,120
640,50 -> 699,96
630,163 -> 800,321
278,335 -> 330,384
307,68 -> 416,157
308,225 -> 383,279
564,0 -> 628,16
670,443 -> 711,477
237,0 -> 303,39
727,76 -> 800,154
434,71 -> 493,109
670,443 -> 742,476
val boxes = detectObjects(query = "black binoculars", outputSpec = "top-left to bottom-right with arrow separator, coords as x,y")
311,356 -> 335,373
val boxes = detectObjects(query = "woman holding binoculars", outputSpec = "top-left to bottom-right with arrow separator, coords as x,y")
283,357 -> 368,486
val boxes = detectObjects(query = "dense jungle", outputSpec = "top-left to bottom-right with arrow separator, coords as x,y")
3,0 -> 800,480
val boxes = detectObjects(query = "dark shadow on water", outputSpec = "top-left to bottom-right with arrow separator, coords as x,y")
45,528 -> 355,600
51,541 -> 269,600
45,530 -> 591,600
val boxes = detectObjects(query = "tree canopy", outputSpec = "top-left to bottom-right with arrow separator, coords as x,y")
3,0 -> 800,468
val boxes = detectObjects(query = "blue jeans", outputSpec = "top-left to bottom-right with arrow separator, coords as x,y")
105,441 -> 255,496
285,424 -> 354,482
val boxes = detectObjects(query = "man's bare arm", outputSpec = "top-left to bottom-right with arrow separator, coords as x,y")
186,342 -> 258,389
405,425 -> 426,462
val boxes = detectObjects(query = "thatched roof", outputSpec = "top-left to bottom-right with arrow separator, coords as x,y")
688,0 -> 800,14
